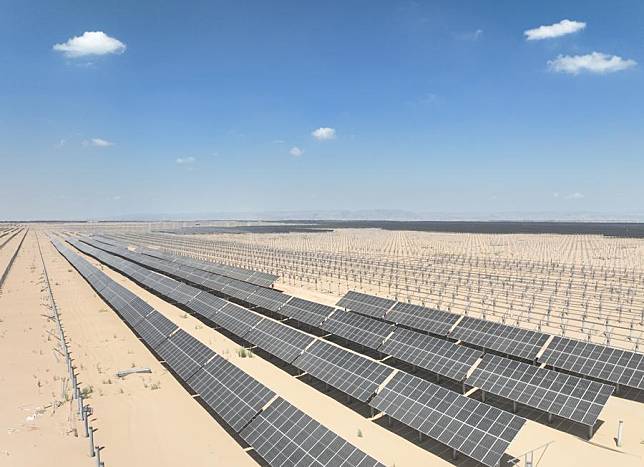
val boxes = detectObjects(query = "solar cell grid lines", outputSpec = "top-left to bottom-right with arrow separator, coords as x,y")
246,287 -> 291,312
156,329 -> 216,381
279,297 -> 334,326
133,310 -> 178,349
370,372 -> 526,467
240,398 -> 385,467
380,328 -> 482,381
466,354 -> 614,426
449,316 -> 549,361
292,340 -> 393,402
387,302 -> 459,336
186,355 -> 276,432
320,310 -> 393,350
186,291 -> 228,320
244,319 -> 315,363
539,337 -> 644,391
221,279 -> 259,301
165,281 -> 201,305
337,291 -> 396,319
210,302 -> 264,338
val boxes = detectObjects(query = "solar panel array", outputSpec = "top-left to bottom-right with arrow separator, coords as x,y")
320,310 -> 393,350
72,236 -> 626,408
336,291 -> 550,362
337,291 -> 396,318
156,328 -> 217,380
466,354 -> 614,426
94,235 -> 278,287
133,311 -> 178,350
54,239 -> 382,467
186,354 -> 276,432
449,316 -> 549,361
244,319 -> 315,363
539,337 -> 644,391
278,297 -> 334,326
380,328 -> 482,381
292,340 -> 394,402
246,287 -> 292,312
387,302 -> 459,336
240,398 -> 384,467
370,372 -> 526,467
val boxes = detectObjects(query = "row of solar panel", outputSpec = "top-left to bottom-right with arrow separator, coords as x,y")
70,237 -> 615,429
337,291 -> 644,392
65,236 -> 527,467
51,239 -> 383,467
92,235 -> 278,287
77,237 -> 284,310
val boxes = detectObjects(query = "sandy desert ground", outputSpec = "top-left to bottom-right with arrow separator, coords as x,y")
1,225 -> 643,467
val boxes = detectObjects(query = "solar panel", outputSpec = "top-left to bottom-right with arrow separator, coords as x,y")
134,244 -> 278,287
320,310 -> 393,350
336,291 -> 396,319
221,279 -> 259,301
387,302 -> 459,336
186,291 -> 228,320
165,281 -> 201,305
240,398 -> 384,467
210,303 -> 263,338
380,328 -> 482,381
244,319 -> 315,363
539,337 -> 644,391
114,295 -> 152,327
247,271 -> 279,288
370,372 -> 525,467
246,287 -> 291,312
279,297 -> 335,326
156,329 -> 215,381
201,275 -> 231,292
450,316 -> 549,360
186,354 -> 275,432
292,340 -> 393,402
133,310 -> 178,350
466,354 -> 614,426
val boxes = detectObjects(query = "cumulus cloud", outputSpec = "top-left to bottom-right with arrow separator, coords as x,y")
83,138 -> 113,147
524,19 -> 586,40
53,31 -> 126,58
566,192 -> 585,199
311,127 -> 336,141
289,146 -> 303,157
548,52 -> 636,74
176,156 -> 196,165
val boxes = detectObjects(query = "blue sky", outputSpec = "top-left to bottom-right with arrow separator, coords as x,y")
1,0 -> 642,220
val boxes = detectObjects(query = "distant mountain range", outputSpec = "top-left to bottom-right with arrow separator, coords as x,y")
104,209 -> 644,223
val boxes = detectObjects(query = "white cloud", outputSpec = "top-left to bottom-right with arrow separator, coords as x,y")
455,29 -> 483,41
311,127 -> 336,141
289,146 -> 303,157
176,156 -> 196,165
566,192 -> 585,199
272,139 -> 286,144
524,19 -> 586,40
548,52 -> 637,74
53,31 -> 126,58
112,195 -> 122,201
83,138 -> 114,147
